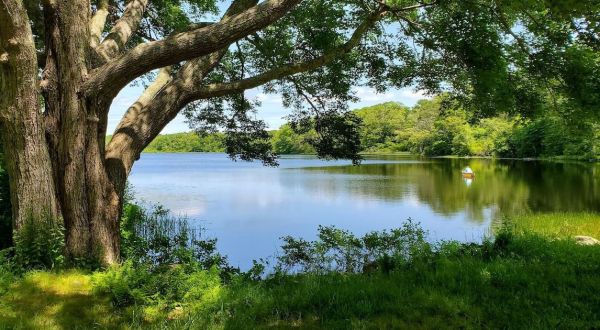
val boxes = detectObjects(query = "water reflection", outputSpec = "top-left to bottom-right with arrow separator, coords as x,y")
129,153 -> 600,269
463,177 -> 473,187
292,158 -> 600,221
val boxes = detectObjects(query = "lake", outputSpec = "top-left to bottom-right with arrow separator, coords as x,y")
129,153 -> 600,269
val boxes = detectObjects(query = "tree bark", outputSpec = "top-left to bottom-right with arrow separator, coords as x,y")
44,0 -> 121,264
0,0 -> 60,229
2,0 -> 121,265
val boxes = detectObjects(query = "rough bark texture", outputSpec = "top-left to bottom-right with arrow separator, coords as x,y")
2,0 -> 121,264
43,0 -> 121,264
0,0 -> 60,228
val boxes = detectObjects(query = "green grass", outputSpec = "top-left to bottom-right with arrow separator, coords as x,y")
0,271 -> 128,329
512,212 -> 600,239
1,216 -> 599,329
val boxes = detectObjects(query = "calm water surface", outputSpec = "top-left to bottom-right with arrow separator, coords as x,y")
129,153 -> 600,269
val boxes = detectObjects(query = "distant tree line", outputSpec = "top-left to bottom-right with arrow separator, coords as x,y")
353,98 -> 600,158
144,133 -> 227,153
136,97 -> 600,159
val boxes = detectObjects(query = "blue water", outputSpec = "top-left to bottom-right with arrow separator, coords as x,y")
128,153 -> 600,269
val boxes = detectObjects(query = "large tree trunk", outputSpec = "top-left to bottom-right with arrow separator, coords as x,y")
1,0 -> 121,265
43,0 -> 121,264
0,0 -> 60,228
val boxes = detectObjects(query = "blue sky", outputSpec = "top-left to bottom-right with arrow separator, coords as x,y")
107,86 -> 428,134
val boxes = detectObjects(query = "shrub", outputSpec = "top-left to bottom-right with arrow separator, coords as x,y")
12,212 -> 65,270
93,260 -> 223,317
94,202 -> 238,317
276,219 -> 430,274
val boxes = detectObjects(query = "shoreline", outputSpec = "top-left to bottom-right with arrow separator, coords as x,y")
140,150 -> 599,162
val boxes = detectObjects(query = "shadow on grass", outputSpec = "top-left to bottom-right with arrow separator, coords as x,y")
0,271 -> 126,329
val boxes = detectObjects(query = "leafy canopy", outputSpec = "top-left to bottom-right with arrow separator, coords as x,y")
27,0 -> 600,163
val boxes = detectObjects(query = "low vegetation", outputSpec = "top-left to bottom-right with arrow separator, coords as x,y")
511,212 -> 600,239
0,206 -> 598,329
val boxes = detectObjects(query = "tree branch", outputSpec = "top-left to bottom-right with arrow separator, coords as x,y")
381,1 -> 437,13
83,0 -> 302,99
187,10 -> 384,100
105,0 -> 259,181
89,0 -> 109,50
94,0 -> 149,64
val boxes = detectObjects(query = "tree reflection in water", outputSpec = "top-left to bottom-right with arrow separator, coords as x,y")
293,158 -> 600,223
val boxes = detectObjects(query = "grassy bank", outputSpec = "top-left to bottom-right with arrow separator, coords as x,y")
512,212 -> 600,238
1,214 -> 599,329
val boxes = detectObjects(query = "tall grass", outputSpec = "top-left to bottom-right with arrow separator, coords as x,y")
511,212 -> 600,238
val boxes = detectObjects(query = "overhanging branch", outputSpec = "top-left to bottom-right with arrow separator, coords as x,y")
94,0 -> 149,64
187,10 -> 384,100
105,0 -> 259,179
83,0 -> 302,100
89,0 -> 109,50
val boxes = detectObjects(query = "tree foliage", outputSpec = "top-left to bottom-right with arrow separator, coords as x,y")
144,132 -> 226,153
271,95 -> 600,158
11,0 -> 600,167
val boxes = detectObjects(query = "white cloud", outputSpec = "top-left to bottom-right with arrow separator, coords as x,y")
351,87 -> 428,108
256,92 -> 283,104
353,87 -> 396,102
398,89 -> 427,103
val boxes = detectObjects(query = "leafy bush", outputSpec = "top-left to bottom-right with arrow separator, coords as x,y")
276,220 -> 429,274
91,203 -> 235,317
93,260 -> 223,318
12,213 -> 65,270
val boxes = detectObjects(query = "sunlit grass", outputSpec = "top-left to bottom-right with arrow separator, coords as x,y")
512,212 -> 600,239
170,233 -> 599,329
1,222 -> 599,329
0,271 -> 127,329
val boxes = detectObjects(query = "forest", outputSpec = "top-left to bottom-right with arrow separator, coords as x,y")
140,96 -> 600,159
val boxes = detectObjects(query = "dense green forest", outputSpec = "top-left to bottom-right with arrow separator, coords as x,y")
144,132 -> 226,153
132,97 -> 600,159
354,98 -> 600,158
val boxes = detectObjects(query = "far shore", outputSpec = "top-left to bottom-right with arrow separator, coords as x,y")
140,150 -> 600,162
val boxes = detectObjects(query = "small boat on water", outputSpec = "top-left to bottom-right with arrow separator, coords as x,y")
462,166 -> 475,178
